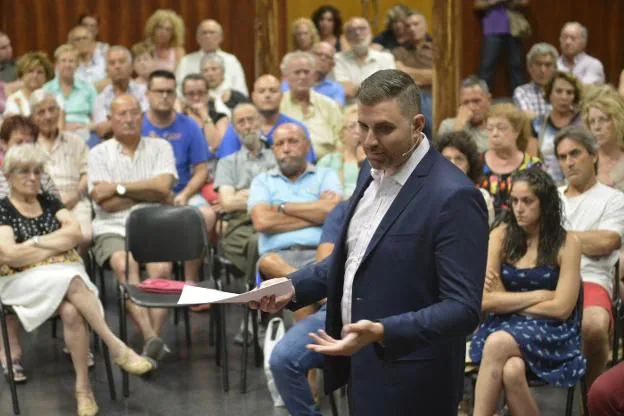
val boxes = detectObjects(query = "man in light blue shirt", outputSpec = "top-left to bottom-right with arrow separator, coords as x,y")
248,122 -> 342,266
218,74 -> 316,162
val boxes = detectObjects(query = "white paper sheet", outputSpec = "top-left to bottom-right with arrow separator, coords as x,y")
177,279 -> 295,305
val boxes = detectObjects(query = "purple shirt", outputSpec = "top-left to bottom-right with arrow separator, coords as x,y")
482,6 -> 510,35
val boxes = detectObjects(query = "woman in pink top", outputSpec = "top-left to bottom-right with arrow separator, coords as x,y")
144,9 -> 185,72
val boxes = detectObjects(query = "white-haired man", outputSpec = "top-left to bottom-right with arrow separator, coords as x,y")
514,42 -> 558,118
557,22 -> 604,85
176,19 -> 248,96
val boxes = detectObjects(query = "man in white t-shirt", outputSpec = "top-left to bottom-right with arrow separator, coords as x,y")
555,126 -> 624,387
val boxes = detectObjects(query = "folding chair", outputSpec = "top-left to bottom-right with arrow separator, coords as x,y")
117,205 -> 228,397
0,300 -> 116,415
612,260 -> 622,365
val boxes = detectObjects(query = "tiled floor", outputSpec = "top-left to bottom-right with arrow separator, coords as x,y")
0,273 -> 583,415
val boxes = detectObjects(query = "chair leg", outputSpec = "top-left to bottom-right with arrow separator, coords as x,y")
329,391 -> 339,416
580,375 -> 589,416
100,340 -> 117,400
251,309 -> 262,367
241,305 -> 250,394
118,285 -> 130,398
208,309 -> 216,347
0,306 -> 20,415
565,385 -> 575,416
220,304 -> 229,392
184,308 -> 192,348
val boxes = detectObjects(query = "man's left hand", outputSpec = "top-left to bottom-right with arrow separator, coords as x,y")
173,193 -> 188,206
91,182 -> 116,202
306,320 -> 384,356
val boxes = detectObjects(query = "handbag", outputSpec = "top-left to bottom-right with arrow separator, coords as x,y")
507,9 -> 532,38
137,278 -> 194,294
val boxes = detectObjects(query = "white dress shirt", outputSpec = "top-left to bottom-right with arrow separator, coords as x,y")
556,52 -> 605,85
341,137 -> 430,325
175,49 -> 249,96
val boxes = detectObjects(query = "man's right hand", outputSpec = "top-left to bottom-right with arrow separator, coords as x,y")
455,105 -> 474,129
249,277 -> 295,314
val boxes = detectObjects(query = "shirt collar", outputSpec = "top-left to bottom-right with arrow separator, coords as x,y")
268,162 -> 316,178
114,136 -> 146,156
370,136 -> 430,186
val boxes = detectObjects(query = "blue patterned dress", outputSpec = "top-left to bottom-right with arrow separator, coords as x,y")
470,264 -> 586,387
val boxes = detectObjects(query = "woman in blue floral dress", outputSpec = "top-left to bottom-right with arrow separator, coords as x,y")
471,168 -> 585,416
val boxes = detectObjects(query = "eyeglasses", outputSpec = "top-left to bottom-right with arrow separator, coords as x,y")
184,90 -> 207,98
313,51 -> 334,61
150,88 -> 176,97
12,167 -> 42,177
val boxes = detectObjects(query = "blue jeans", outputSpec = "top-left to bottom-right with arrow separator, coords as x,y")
270,305 -> 327,416
479,34 -> 524,93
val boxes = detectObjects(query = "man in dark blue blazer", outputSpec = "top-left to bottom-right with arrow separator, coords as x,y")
252,69 -> 488,415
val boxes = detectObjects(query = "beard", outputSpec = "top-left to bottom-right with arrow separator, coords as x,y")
278,156 -> 306,177
240,131 -> 260,148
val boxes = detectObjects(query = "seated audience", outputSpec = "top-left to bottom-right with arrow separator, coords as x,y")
513,42 -> 558,119
438,76 -> 491,152
280,52 -> 342,160
93,46 -> 149,139
0,144 -> 155,416
4,51 -> 56,116
582,87 -> 624,191
141,70 -> 216,283
202,54 -> 249,114
144,9 -> 185,72
214,103 -> 276,279
435,131 -> 495,225
68,25 -> 108,92
290,18 -> 319,53
181,74 -> 229,154
268,201 -> 347,415
281,42 -> 345,107
0,115 -> 61,383
588,361 -> 624,416
480,103 -> 542,215
555,126 -> 624,387
176,19 -> 248,96
557,22 -> 605,85
131,41 -> 155,86
393,11 -> 433,136
317,106 -> 364,198
249,123 -> 342,281
89,95 -> 177,360
334,17 -> 395,102
30,91 -> 91,254
0,31 -> 17,84
217,74 -> 315,162
532,71 -> 582,184
44,44 -> 97,141
372,4 -> 411,51
471,168 -> 584,416
311,5 -> 348,52
78,13 -> 109,57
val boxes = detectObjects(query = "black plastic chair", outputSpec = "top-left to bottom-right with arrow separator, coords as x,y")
0,301 -> 116,415
118,205 -> 228,397
611,261 -> 622,365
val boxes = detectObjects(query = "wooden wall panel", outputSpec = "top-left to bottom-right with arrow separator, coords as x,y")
460,0 -> 624,98
0,0 -> 257,92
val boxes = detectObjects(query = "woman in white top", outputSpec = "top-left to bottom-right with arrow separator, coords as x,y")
4,52 -> 55,117
0,144 -> 155,416
435,130 -> 495,225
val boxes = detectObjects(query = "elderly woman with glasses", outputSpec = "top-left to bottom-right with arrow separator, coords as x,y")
201,54 -> 249,115
0,144 -> 155,415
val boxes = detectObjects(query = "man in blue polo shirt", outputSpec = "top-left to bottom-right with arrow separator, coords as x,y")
217,74 -> 316,162
248,122 -> 342,274
142,69 -> 216,284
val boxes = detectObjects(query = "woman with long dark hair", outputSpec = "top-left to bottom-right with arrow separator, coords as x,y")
470,168 -> 585,416
311,5 -> 348,52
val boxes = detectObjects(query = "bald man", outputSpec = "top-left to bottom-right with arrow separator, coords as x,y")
216,74 -> 316,161
89,94 -> 178,359
248,122 -> 342,268
175,19 -> 248,95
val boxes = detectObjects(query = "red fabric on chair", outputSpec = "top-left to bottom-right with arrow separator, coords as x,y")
137,279 -> 195,294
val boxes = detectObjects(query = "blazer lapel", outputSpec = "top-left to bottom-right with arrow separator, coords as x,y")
359,148 -> 437,266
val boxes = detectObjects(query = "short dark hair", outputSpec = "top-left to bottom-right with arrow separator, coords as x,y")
311,5 -> 343,38
357,69 -> 421,118
554,126 -> 597,157
0,115 -> 39,143
544,71 -> 583,105
435,131 -> 483,184
182,73 -> 208,94
148,70 -> 176,89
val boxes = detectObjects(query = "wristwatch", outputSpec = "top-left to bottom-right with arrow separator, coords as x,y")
203,117 -> 213,126
116,184 -> 127,196
278,203 -> 286,214
32,236 -> 41,247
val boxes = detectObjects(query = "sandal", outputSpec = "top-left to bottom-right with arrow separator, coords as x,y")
63,347 -> 95,368
142,337 -> 171,361
76,390 -> 99,416
1,360 -> 27,383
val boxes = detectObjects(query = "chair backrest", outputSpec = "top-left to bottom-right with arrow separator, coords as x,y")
125,205 -> 208,264
612,260 -> 621,302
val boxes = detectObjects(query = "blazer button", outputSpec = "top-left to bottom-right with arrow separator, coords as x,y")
355,297 -> 363,301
